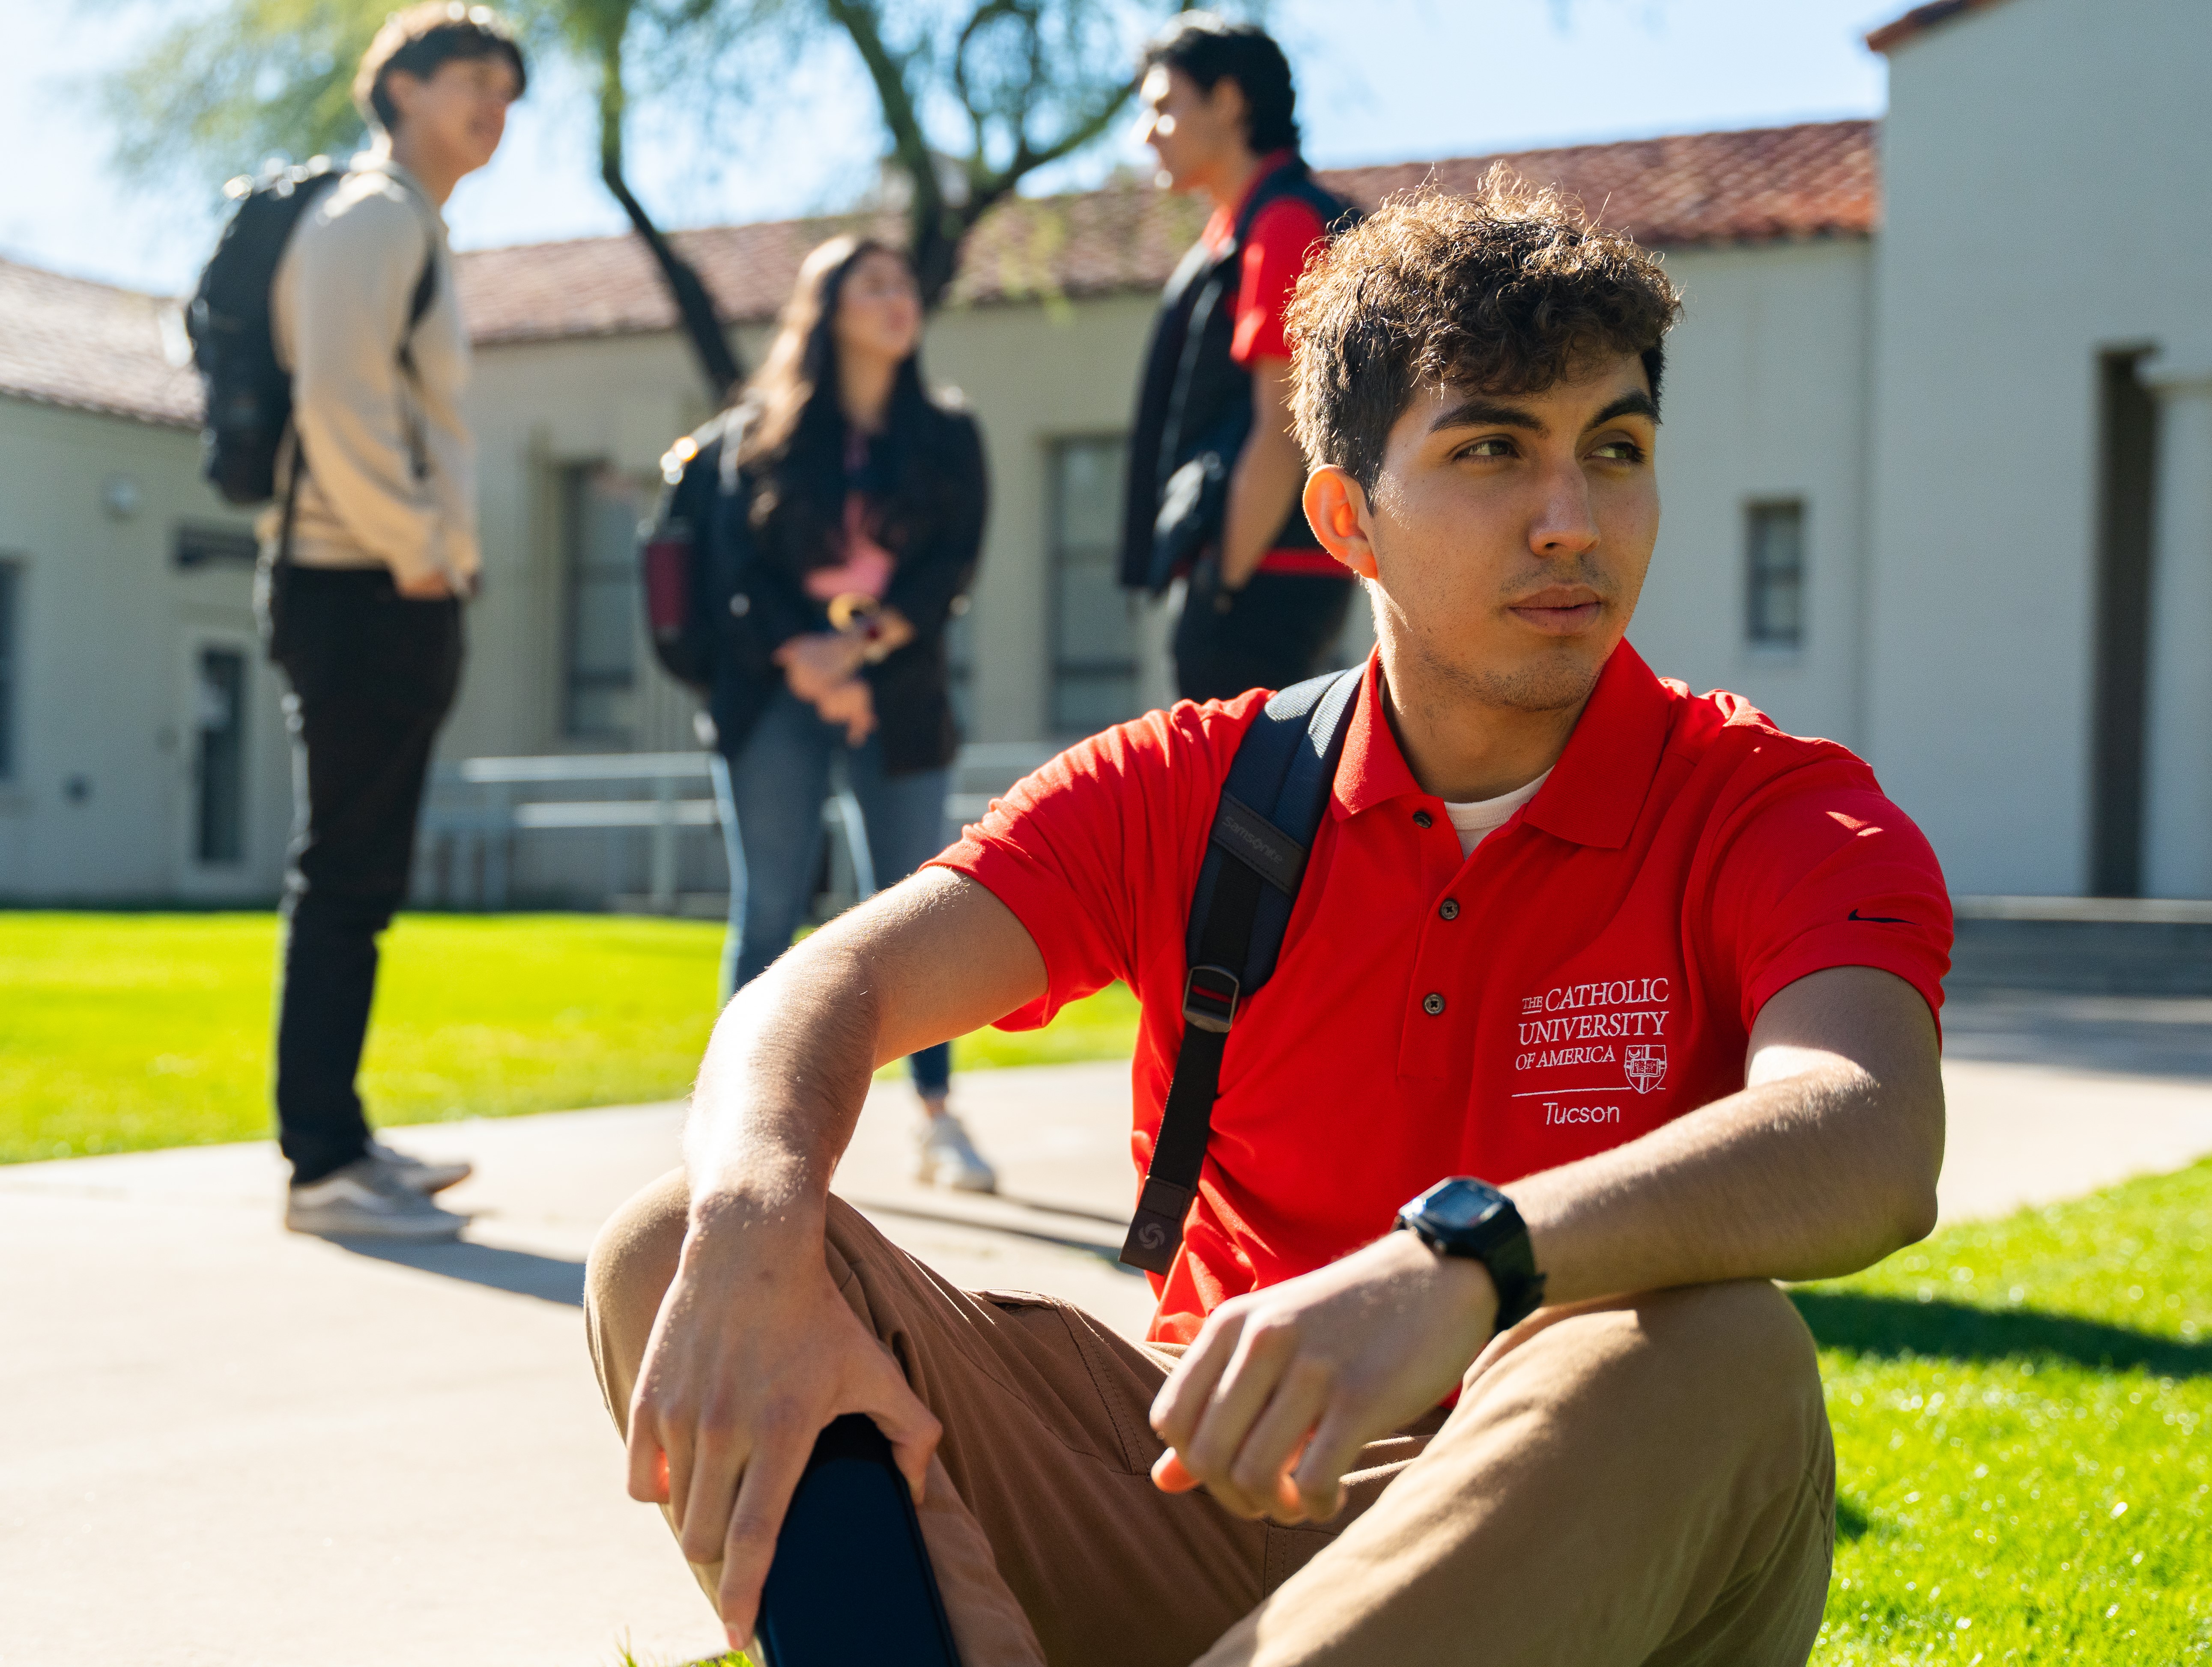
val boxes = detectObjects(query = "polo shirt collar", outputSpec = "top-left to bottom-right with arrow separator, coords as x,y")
1331,640 -> 1675,850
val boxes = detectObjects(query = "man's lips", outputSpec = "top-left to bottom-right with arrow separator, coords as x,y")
1506,591 -> 1605,635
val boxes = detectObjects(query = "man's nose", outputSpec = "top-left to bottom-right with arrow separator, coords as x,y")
1528,462 -> 1600,559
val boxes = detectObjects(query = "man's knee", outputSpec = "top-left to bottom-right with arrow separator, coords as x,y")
1474,1279 -> 1826,1473
584,1167 -> 691,1428
1632,1280 -> 1823,1411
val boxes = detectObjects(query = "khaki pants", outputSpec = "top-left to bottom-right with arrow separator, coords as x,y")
587,1175 -> 1834,1667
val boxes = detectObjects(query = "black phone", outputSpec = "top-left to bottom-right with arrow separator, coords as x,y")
754,1413 -> 964,1667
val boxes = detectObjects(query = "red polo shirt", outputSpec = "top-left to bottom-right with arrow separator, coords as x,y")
930,642 -> 1952,1344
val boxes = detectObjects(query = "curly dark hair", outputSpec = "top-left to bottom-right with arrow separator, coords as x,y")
1140,13 -> 1299,155
1286,169 -> 1683,491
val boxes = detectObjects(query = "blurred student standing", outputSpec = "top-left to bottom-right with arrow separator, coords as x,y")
701,237 -> 998,1192
1120,13 -> 1358,702
265,5 -> 524,1238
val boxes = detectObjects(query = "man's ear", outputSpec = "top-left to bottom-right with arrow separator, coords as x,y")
1208,76 -> 1250,143
382,69 -> 423,128
1303,466 -> 1379,581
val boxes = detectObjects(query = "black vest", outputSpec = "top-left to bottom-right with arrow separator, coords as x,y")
1118,157 -> 1357,593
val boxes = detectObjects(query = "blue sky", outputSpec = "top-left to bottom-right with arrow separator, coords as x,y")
5,0 -> 1905,296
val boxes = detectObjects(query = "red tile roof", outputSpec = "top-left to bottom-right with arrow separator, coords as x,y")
459,119 -> 1879,347
1,119 -> 1879,422
1866,0 -> 2016,54
0,256 -> 200,429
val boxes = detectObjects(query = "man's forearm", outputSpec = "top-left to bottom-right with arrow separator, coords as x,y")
1220,425 -> 1306,589
1511,968 -> 1944,1308
1219,357 -> 1307,590
682,935 -> 884,1223
1515,1065 -> 1938,1308
680,871 -> 1049,1226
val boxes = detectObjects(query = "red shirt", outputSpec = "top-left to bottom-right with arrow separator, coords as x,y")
931,643 -> 1952,1344
1203,155 -> 1342,579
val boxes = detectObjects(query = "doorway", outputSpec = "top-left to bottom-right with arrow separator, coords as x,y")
2089,349 -> 2159,897
192,643 -> 249,867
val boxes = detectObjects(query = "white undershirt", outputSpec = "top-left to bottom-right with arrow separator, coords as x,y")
1441,770 -> 1551,859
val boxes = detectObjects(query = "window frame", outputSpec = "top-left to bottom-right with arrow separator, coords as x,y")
1045,432 -> 1138,738
0,558 -> 20,784
1743,498 -> 1808,652
558,461 -> 648,745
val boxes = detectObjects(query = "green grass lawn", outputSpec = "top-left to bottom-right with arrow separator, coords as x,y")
0,911 -> 1139,1165
1802,1158 -> 2211,1662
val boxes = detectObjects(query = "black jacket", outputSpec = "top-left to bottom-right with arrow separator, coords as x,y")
1117,156 -> 1355,594
709,402 -> 986,775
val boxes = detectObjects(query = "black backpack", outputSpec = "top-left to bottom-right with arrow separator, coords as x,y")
188,157 -> 435,507
1121,665 -> 1365,1273
640,409 -> 752,693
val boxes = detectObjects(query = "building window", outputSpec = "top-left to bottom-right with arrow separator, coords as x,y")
193,646 -> 248,864
561,464 -> 648,742
1745,501 -> 1806,648
0,562 -> 17,781
1048,436 -> 1136,736
174,523 -> 260,568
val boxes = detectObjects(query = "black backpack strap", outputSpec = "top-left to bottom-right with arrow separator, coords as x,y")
1120,665 -> 1365,1273
396,248 -> 438,379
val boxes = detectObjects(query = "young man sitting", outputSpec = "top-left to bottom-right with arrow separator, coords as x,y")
585,175 -> 1951,1667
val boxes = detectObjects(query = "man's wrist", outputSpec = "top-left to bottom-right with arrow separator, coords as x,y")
683,1185 -> 827,1267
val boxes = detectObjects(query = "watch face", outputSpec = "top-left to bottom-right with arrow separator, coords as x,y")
1414,1177 -> 1507,1235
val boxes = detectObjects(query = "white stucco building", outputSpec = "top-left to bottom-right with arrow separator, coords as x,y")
0,0 -> 2203,905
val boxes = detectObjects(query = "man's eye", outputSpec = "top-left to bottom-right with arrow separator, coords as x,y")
1458,437 -> 1515,460
1591,440 -> 1647,463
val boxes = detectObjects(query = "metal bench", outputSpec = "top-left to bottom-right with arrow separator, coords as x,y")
417,741 -> 1062,912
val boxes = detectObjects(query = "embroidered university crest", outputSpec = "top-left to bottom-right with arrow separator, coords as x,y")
1624,1044 -> 1667,1094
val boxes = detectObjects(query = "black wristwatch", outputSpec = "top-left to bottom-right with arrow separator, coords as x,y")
1394,1177 -> 1547,1330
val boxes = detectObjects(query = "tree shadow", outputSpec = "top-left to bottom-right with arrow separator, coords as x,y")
325,1235 -> 587,1306
1791,1290 -> 2211,1378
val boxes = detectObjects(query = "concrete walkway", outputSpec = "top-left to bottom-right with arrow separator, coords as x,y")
6,993 -> 2212,1667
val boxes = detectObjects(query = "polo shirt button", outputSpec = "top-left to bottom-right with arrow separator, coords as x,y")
1412,809 -> 1434,829
729,593 -> 751,616
1439,899 -> 1460,921
1422,992 -> 1445,1016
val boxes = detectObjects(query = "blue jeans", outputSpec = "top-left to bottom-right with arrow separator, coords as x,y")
709,687 -> 952,1097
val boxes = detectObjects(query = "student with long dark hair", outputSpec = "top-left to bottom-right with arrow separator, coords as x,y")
705,235 -> 996,1192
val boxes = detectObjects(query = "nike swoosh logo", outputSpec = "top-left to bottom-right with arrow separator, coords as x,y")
1848,908 -> 1910,924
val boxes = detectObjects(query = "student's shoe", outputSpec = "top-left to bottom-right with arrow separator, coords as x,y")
916,1110 -> 998,1194
285,1159 -> 469,1240
365,1139 -> 473,1194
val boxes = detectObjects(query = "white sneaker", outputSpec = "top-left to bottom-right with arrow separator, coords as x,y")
285,1158 -> 469,1240
916,1111 -> 998,1194
365,1139 -> 472,1194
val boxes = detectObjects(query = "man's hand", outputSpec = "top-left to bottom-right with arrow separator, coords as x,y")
1149,1229 -> 1498,1524
625,1196 -> 941,1650
394,567 -> 454,599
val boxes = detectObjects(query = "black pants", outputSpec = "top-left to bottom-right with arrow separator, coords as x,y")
1173,556 -> 1357,704
266,566 -> 463,1184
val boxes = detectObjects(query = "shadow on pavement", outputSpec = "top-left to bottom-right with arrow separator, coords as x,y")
1792,1290 -> 2210,1378
994,1192 -> 1137,1229
326,1235 -> 588,1306
847,1197 -> 1144,1274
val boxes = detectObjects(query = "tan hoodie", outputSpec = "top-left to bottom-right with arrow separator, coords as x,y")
262,155 -> 478,589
